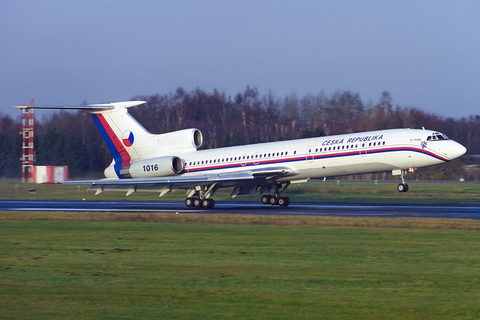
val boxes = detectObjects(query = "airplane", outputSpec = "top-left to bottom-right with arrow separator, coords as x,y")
17,100 -> 467,208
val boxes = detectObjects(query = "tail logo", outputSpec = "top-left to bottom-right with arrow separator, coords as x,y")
122,131 -> 134,147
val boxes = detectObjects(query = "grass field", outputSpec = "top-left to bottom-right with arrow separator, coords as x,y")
1,181 -> 480,319
1,219 -> 480,319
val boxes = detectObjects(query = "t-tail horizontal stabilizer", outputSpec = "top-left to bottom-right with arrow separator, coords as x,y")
14,101 -> 146,113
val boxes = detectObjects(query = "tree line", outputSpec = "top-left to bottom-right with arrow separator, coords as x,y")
0,87 -> 477,180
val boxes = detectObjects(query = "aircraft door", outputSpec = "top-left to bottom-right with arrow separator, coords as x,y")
306,146 -> 315,164
241,154 -> 248,167
254,152 -> 260,165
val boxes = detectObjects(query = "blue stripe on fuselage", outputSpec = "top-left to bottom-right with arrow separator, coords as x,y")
185,146 -> 447,174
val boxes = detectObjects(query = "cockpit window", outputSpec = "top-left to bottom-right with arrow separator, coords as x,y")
426,132 -> 449,141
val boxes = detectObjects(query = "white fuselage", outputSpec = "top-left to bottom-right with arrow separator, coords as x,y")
177,128 -> 465,181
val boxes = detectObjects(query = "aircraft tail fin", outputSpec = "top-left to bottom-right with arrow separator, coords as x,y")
14,100 -> 203,179
88,102 -> 153,178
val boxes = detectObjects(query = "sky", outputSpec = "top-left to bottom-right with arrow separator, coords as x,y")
1,0 -> 479,119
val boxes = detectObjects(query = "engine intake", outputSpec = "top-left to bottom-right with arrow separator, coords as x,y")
119,156 -> 184,178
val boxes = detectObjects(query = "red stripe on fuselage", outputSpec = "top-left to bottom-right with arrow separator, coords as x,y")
184,146 -> 448,174
97,114 -> 131,168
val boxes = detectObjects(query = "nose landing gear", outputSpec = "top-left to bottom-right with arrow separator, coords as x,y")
396,169 -> 409,193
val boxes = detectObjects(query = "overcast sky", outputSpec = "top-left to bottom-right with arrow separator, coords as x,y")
1,0 -> 479,119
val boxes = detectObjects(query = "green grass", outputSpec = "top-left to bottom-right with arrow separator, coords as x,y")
2,181 -> 480,318
1,220 -> 480,319
2,181 -> 480,205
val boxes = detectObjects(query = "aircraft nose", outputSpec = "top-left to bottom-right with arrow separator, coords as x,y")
447,141 -> 467,160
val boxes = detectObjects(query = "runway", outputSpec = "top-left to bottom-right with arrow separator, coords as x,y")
1,200 -> 480,220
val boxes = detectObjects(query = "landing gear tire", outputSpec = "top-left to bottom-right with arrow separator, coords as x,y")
185,197 -> 194,207
269,196 -> 279,206
261,195 -> 271,205
202,198 -> 215,209
397,183 -> 409,193
193,198 -> 202,208
278,197 -> 291,207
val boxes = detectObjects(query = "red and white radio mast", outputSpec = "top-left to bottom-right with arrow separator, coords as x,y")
20,99 -> 35,182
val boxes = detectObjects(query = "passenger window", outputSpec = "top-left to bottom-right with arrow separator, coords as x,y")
277,152 -> 279,156
383,141 -> 385,145
281,152 -> 283,156
286,152 -> 288,155
294,151 -> 297,155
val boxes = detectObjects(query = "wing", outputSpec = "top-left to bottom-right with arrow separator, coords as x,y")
63,166 -> 299,194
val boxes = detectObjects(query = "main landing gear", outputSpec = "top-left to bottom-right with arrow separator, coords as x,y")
185,197 -> 215,209
261,182 -> 291,206
397,169 -> 409,193
184,184 -> 218,209
261,195 -> 291,206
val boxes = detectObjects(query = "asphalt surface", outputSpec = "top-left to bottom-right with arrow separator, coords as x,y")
1,200 -> 480,220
